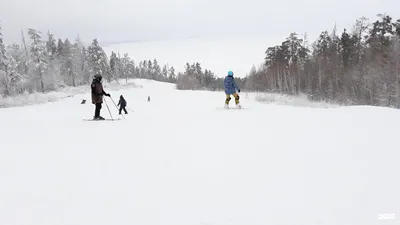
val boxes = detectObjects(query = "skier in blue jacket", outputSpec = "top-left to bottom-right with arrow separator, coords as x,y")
224,71 -> 242,108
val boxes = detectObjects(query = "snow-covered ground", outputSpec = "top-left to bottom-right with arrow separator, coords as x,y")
0,80 -> 141,108
253,92 -> 342,108
1,79 -> 399,225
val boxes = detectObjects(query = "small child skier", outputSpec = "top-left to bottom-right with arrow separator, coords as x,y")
117,95 -> 128,114
224,70 -> 242,109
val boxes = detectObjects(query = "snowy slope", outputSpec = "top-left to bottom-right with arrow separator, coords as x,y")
0,80 -> 141,108
0,79 -> 399,225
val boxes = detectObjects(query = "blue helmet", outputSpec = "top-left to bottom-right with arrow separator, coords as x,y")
228,71 -> 234,76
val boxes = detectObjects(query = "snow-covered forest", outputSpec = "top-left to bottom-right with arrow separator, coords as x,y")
0,28 -> 108,95
1,13 -> 399,107
245,14 -> 400,107
0,26 -> 226,97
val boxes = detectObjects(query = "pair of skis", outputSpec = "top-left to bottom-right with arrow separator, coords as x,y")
83,118 -> 122,121
219,104 -> 245,110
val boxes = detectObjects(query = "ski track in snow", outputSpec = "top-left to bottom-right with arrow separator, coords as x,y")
0,79 -> 399,225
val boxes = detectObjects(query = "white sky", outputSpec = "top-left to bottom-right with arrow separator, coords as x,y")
1,0 -> 399,46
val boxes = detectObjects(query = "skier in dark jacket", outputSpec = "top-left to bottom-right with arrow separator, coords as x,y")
117,95 -> 128,115
91,74 -> 111,120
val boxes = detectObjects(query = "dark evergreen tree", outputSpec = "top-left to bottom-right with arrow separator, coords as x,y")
168,66 -> 176,83
28,28 -> 48,92
87,39 -> 111,81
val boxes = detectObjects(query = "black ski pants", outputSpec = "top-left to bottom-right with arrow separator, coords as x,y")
119,106 -> 127,114
95,103 -> 102,117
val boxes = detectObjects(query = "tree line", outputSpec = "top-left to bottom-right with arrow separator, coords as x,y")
0,26 -> 222,96
175,62 -> 245,91
245,13 -> 400,107
3,13 -> 398,108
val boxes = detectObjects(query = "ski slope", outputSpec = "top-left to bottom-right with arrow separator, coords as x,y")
0,79 -> 399,225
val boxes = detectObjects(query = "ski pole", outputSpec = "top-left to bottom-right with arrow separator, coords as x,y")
103,96 -> 114,120
110,97 -> 125,119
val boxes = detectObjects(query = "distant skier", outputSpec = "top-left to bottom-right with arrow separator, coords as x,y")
117,95 -> 128,115
148,96 -> 151,102
224,71 -> 241,108
91,74 -> 111,120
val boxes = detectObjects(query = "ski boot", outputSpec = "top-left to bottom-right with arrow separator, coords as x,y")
93,116 -> 105,120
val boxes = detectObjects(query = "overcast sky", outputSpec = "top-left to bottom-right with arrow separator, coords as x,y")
0,0 -> 399,45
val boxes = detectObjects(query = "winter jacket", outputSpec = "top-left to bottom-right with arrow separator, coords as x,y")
91,79 -> 106,104
224,75 -> 240,95
118,98 -> 127,107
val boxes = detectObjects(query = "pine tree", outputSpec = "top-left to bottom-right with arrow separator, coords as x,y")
0,24 -> 6,71
203,69 -> 214,90
73,35 -> 90,84
194,62 -> 203,86
44,31 -> 61,90
339,28 -> 357,101
121,53 -> 132,83
56,39 -> 64,59
168,66 -> 176,83
109,51 -> 118,78
147,60 -> 153,79
0,24 -> 9,95
3,55 -> 24,95
28,28 -> 48,92
162,65 -> 168,81
6,44 -> 28,78
366,14 -> 396,105
140,60 -> 147,78
62,39 -> 76,86
127,57 -> 136,80
87,39 -> 110,81
152,59 -> 161,80
46,32 -> 57,60
394,19 -> 400,37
